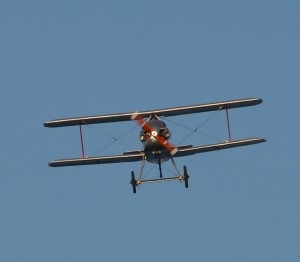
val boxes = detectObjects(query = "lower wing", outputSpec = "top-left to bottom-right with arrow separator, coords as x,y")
174,138 -> 266,157
48,153 -> 144,167
48,138 -> 266,167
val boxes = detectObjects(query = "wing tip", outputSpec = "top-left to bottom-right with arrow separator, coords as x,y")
48,161 -> 59,167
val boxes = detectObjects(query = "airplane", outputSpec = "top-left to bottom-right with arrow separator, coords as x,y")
44,98 -> 266,193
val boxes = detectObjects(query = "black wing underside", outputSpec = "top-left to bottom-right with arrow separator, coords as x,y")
44,98 -> 262,128
48,138 -> 266,167
174,138 -> 266,157
48,153 -> 144,167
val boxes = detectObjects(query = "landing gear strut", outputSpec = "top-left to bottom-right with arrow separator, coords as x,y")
158,159 -> 162,178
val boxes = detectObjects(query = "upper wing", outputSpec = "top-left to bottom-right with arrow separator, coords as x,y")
49,152 -> 144,167
44,98 -> 262,128
174,138 -> 266,158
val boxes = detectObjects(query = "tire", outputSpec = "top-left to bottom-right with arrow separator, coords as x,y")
130,171 -> 137,194
183,165 -> 189,188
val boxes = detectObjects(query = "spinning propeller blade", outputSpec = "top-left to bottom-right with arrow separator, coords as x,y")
131,113 -> 178,156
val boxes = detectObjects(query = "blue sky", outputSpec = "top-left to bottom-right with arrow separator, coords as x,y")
1,1 -> 299,261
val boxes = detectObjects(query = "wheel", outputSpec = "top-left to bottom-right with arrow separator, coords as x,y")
130,171 -> 137,194
183,165 -> 189,188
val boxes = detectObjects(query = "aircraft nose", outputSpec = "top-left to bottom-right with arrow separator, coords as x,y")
151,131 -> 158,137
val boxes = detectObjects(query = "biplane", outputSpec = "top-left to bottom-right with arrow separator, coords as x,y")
44,98 -> 266,193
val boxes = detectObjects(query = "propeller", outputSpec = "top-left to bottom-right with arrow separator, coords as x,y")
131,113 -> 178,156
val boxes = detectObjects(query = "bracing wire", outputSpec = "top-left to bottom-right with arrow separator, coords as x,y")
161,164 -> 177,177
82,121 -> 140,155
161,111 -> 222,144
141,165 -> 156,181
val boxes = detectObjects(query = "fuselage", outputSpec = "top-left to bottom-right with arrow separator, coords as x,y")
140,119 -> 172,164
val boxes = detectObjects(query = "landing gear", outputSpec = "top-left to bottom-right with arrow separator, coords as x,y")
183,165 -> 189,188
130,165 -> 190,193
130,154 -> 190,193
130,171 -> 137,194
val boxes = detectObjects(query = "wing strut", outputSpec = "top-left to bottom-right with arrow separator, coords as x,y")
79,124 -> 85,158
225,108 -> 232,142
